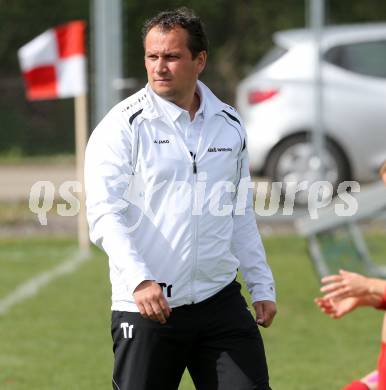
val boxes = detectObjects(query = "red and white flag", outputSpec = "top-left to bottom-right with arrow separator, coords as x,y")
18,21 -> 87,100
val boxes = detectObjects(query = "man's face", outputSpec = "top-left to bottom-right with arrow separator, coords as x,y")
144,26 -> 206,105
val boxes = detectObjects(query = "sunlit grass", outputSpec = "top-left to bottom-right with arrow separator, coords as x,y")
0,236 -> 385,389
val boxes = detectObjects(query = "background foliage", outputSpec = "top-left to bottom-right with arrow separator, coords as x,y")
1,0 -> 386,156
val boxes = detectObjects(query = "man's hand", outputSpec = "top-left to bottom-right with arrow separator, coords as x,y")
253,300 -> 276,328
133,280 -> 171,324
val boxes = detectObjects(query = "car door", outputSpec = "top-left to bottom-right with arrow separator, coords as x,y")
323,38 -> 386,181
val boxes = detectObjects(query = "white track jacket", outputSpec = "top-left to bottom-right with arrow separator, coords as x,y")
85,81 -> 275,312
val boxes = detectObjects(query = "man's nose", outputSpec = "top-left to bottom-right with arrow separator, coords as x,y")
155,58 -> 167,74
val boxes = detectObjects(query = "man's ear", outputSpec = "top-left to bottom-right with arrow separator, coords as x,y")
196,51 -> 207,75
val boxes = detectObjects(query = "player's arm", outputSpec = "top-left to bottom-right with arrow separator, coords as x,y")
320,270 -> 386,308
230,127 -> 276,327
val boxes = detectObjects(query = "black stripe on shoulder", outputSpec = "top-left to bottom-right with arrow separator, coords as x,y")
222,109 -> 241,126
129,109 -> 143,125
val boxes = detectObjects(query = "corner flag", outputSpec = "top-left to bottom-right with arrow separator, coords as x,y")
17,21 -> 87,100
18,20 -> 90,253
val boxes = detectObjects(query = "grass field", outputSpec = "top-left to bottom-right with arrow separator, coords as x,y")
0,235 -> 385,389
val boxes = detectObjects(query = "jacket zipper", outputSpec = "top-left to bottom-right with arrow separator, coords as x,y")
190,152 -> 199,303
192,159 -> 197,174
172,123 -> 205,304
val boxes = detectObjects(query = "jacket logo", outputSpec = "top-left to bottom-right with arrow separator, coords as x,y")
154,139 -> 170,144
208,147 -> 232,152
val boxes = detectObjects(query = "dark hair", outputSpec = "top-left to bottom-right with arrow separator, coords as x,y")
142,7 -> 208,59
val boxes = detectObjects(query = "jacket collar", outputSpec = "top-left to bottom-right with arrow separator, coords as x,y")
140,80 -> 226,122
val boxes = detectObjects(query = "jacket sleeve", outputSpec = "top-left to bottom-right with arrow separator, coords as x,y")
231,133 -> 276,304
84,109 -> 155,295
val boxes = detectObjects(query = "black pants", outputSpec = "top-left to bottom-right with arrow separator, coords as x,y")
111,280 -> 272,390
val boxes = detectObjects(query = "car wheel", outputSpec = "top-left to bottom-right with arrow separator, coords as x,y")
264,134 -> 350,207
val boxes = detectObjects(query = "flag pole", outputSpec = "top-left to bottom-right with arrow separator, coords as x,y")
74,94 -> 90,254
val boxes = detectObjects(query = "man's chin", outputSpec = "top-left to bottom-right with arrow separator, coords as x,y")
152,86 -> 176,101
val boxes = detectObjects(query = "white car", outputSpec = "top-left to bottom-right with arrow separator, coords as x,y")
236,23 -> 386,202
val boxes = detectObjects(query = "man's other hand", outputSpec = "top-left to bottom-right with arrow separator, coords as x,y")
253,300 -> 276,328
133,280 -> 171,324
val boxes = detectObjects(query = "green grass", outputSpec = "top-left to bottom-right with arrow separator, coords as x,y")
0,239 -> 111,389
262,236 -> 383,389
0,236 -> 385,389
0,238 -> 77,297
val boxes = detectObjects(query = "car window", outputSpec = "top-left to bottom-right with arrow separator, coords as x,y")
255,45 -> 288,71
324,40 -> 386,78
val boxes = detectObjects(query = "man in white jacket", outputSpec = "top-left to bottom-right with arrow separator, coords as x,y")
85,7 -> 276,390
